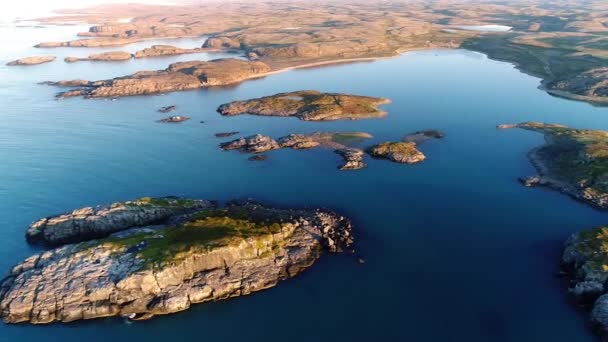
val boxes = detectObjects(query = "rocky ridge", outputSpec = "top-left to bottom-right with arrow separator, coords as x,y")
26,197 -> 215,245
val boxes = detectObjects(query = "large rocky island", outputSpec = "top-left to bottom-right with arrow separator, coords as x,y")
217,90 -> 390,121
0,197 -> 353,324
499,122 -> 608,209
51,58 -> 271,98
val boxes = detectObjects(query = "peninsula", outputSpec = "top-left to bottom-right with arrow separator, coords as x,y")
217,91 -> 390,121
0,198 -> 353,324
499,122 -> 608,209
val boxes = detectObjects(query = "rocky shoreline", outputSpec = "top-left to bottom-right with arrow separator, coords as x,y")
499,122 -> 608,210
1,198 -> 354,324
6,56 -> 56,66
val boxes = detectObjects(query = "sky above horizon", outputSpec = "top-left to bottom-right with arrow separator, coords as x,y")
1,0 -> 179,22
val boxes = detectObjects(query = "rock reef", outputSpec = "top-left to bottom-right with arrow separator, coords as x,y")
26,197 -> 214,246
500,122 -> 608,209
220,132 -> 372,170
367,142 -> 426,164
217,90 -> 390,121
0,199 -> 353,324
158,116 -> 190,123
6,56 -> 56,66
52,58 -> 271,98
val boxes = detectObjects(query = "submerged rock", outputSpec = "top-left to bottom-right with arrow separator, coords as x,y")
248,155 -> 268,161
215,131 -> 240,138
26,197 -> 214,245
1,200 -> 353,324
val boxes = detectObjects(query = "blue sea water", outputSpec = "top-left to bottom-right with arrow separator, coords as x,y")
0,24 -> 607,342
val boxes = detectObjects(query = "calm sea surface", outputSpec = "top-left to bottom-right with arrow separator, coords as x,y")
0,24 -> 607,342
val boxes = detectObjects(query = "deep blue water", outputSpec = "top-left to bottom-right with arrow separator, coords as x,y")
0,24 -> 607,342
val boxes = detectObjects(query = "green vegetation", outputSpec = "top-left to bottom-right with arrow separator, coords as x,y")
369,142 -> 420,156
572,226 -> 608,271
517,122 -> 608,194
218,90 -> 390,121
99,209 -> 285,267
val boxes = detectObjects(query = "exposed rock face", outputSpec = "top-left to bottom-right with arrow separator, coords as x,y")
562,226 -> 608,337
6,56 -> 56,66
219,134 -> 280,153
64,51 -> 133,63
0,200 -> 353,324
501,122 -> 608,210
217,90 -> 390,121
133,45 -> 206,58
53,59 -> 271,98
26,197 -> 215,246
335,148 -> 367,170
221,132 -> 372,170
367,142 -> 426,164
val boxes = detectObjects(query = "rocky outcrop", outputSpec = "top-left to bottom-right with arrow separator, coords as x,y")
6,56 -> 55,66
0,200 -> 353,324
500,122 -> 608,210
203,37 -> 241,49
26,197 -> 215,246
35,38 -> 139,48
367,142 -> 426,164
218,90 -> 390,121
53,59 -> 271,98
219,134 -> 280,153
562,226 -> 608,337
64,51 -> 132,63
158,116 -> 190,123
133,45 -> 207,58
221,132 -> 372,170
335,148 -> 367,170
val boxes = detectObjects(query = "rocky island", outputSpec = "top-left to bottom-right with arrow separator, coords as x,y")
133,45 -> 210,58
51,58 -> 271,98
220,132 -> 372,170
0,198 -> 353,324
368,130 -> 444,164
64,51 -> 132,63
158,116 -> 190,123
217,90 -> 390,121
500,122 -> 608,209
6,56 -> 56,66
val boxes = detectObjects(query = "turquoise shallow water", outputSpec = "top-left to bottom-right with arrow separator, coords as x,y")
0,24 -> 607,341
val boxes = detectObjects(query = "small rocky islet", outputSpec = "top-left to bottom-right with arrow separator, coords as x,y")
0,197 -> 353,324
6,56 -> 56,66
217,90 -> 390,121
